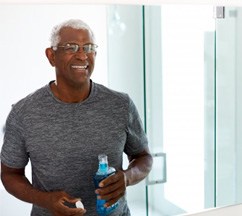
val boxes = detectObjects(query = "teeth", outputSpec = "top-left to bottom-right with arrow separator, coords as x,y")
72,65 -> 87,69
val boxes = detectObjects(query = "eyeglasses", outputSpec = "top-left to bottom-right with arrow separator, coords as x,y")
52,43 -> 98,54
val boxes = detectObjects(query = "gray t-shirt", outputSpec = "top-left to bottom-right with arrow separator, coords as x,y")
1,81 -> 148,216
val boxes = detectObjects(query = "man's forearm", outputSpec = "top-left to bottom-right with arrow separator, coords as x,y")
1,164 -> 49,209
124,150 -> 153,186
1,167 -> 84,215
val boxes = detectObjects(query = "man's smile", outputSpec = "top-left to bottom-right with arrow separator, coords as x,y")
71,65 -> 88,69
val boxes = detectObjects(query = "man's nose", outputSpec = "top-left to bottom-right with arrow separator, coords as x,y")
75,49 -> 88,60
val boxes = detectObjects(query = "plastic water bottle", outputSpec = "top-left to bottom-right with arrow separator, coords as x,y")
93,154 -> 119,215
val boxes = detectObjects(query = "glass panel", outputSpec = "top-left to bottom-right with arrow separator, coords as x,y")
216,6 -> 242,206
106,5 -> 147,216
144,5 -> 216,215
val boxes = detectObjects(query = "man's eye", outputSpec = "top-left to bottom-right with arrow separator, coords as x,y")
83,46 -> 91,53
83,44 -> 95,53
64,44 -> 77,51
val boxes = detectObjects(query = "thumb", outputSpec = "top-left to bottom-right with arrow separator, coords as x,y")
63,194 -> 81,204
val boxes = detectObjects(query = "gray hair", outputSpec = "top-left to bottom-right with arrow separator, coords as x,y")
50,19 -> 95,47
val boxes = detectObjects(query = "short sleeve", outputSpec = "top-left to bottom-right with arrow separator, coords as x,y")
124,97 -> 148,156
1,108 -> 29,168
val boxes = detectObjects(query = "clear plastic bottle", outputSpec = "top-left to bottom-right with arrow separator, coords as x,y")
93,154 -> 119,216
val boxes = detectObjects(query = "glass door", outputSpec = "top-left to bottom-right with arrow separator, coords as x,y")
106,4 -> 218,216
144,5 -> 216,215
107,5 -> 147,216
215,6 -> 242,207
106,4 -> 242,216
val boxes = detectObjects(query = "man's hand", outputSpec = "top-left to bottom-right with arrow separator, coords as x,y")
1,163 -> 86,216
95,170 -> 126,207
45,191 -> 86,216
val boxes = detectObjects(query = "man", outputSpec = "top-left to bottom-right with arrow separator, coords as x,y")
1,19 -> 153,216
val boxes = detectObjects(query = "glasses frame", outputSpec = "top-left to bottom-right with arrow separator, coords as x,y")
52,43 -> 98,54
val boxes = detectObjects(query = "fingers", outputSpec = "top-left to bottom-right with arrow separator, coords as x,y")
99,170 -> 126,187
47,191 -> 86,216
102,190 -> 125,207
95,170 -> 126,207
63,194 -> 81,205
56,204 -> 86,216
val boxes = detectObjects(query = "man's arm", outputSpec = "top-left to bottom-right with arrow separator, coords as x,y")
124,147 -> 153,186
1,162 -> 85,216
1,163 -> 45,206
95,147 -> 153,207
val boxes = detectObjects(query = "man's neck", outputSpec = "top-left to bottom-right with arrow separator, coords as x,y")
50,80 -> 91,103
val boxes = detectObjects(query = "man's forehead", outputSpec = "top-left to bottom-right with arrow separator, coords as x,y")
59,27 -> 93,42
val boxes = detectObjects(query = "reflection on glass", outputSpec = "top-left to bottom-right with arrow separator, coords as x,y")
108,5 -> 126,37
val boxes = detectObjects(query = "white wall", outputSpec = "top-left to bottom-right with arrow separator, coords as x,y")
0,4 -> 108,144
0,4 -> 108,215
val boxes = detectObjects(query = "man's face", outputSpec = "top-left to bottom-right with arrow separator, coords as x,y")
49,27 -> 96,88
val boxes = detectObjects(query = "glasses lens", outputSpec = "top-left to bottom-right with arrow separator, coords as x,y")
64,44 -> 79,53
83,44 -> 97,53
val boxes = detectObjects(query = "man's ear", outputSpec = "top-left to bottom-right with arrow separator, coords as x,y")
45,48 -> 56,67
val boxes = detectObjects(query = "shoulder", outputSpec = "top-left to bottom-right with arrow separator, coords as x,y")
93,82 -> 131,104
10,84 -> 49,116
